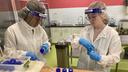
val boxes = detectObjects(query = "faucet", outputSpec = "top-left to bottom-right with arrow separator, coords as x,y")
77,16 -> 83,25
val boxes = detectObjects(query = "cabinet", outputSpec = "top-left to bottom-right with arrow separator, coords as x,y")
118,19 -> 128,45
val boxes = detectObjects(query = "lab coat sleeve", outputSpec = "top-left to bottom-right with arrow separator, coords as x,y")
42,29 -> 51,53
71,35 -> 80,49
71,27 -> 88,49
98,33 -> 122,67
4,28 -> 25,58
4,28 -> 16,51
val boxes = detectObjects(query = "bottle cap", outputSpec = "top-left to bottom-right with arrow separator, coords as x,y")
40,48 -> 45,54
62,68 -> 67,72
56,67 -> 61,72
69,68 -> 73,72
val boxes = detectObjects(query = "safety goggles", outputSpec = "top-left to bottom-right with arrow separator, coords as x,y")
85,8 -> 104,14
30,11 -> 47,19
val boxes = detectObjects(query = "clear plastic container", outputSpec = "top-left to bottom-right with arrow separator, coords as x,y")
0,57 -> 30,71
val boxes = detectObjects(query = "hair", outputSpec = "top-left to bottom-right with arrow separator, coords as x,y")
88,1 -> 109,25
18,0 -> 46,19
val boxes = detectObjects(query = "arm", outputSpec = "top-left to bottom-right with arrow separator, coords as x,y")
78,34 -> 122,65
4,27 -> 39,60
4,28 -> 18,57
71,34 -> 81,49
71,27 -> 89,49
78,37 -> 101,61
40,29 -> 51,54
98,34 -> 122,67
71,35 -> 101,61
79,37 -> 95,53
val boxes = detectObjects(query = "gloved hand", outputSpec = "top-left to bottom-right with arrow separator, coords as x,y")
26,51 -> 39,61
88,51 -> 101,61
79,37 -> 95,53
2,58 -> 22,65
40,43 -> 49,54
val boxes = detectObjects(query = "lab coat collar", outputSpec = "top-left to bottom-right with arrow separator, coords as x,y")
97,25 -> 108,38
21,19 -> 40,31
89,25 -> 108,43
86,26 -> 94,43
95,25 -> 109,43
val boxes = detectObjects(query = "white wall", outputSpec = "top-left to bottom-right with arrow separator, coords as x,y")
0,11 -> 15,44
107,5 -> 125,25
49,5 -> 125,25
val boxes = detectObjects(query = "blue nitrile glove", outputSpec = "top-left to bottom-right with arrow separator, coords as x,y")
40,43 -> 49,54
79,37 -> 95,53
26,51 -> 39,61
88,51 -> 101,61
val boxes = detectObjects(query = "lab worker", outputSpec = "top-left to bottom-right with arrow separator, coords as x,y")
4,0 -> 50,61
71,1 -> 122,72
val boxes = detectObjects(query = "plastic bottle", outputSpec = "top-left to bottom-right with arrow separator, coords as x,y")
10,58 -> 16,64
62,68 -> 67,72
69,68 -> 73,72
40,43 -> 49,54
56,67 -> 61,72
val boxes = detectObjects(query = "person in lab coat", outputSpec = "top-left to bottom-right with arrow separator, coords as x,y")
4,0 -> 50,61
71,1 -> 122,72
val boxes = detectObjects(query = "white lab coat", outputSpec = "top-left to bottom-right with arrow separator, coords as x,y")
4,19 -> 50,60
72,25 -> 122,72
